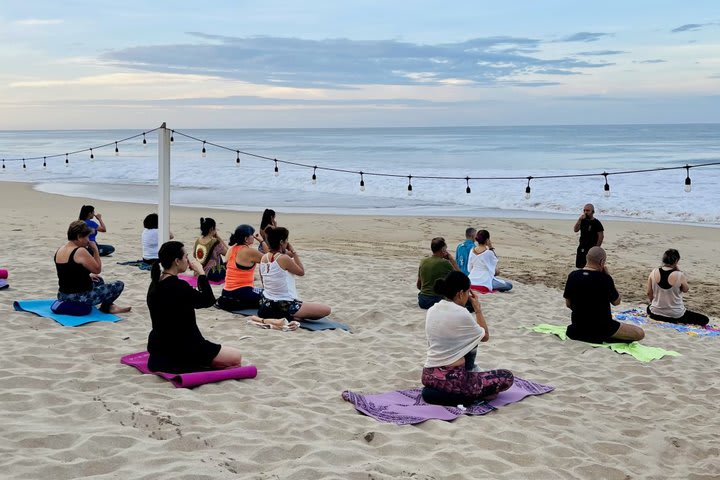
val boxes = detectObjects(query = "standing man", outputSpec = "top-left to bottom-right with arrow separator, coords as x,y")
417,237 -> 460,309
455,227 -> 477,276
573,203 -> 604,268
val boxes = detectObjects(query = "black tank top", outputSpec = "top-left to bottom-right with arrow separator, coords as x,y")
657,268 -> 676,289
55,247 -> 93,293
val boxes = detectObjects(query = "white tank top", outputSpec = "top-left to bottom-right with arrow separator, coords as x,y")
260,253 -> 298,301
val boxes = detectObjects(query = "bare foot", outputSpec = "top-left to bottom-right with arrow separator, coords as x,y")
109,304 -> 131,314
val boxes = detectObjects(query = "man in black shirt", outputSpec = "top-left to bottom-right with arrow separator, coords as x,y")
563,247 -> 644,343
573,203 -> 604,268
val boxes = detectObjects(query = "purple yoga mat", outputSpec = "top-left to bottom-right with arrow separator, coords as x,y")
121,351 -> 257,388
178,274 -> 225,287
342,377 -> 554,425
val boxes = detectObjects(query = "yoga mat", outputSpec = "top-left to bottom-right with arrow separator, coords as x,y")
120,351 -> 257,388
116,260 -> 153,271
229,308 -> 351,332
615,308 -> 720,338
528,323 -> 681,362
342,377 -> 554,425
178,274 -> 225,287
0,279 -> 8,290
0,269 -> 8,279
13,299 -> 120,327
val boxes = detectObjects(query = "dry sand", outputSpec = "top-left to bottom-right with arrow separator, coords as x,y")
1,181 -> 718,479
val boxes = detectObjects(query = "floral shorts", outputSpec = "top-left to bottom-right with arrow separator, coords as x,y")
258,296 -> 302,321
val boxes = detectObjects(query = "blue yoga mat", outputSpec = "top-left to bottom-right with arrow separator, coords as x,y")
13,299 -> 121,327
230,308 -> 351,332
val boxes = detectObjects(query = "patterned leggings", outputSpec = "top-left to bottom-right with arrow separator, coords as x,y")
58,278 -> 125,313
422,365 -> 514,398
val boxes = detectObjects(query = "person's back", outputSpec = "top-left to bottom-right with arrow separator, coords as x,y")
225,245 -> 256,291
455,228 -> 476,276
142,228 -> 159,260
467,249 -> 495,290
563,269 -> 619,343
260,253 -> 298,300
418,256 -> 452,296
649,267 -> 685,318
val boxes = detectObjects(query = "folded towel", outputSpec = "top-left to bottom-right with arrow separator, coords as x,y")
227,307 -> 351,332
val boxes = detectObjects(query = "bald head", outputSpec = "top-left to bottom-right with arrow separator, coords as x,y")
585,246 -> 606,267
583,204 -> 595,219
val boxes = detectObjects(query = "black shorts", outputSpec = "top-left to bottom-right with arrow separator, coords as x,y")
566,319 -> 621,344
148,340 -> 222,374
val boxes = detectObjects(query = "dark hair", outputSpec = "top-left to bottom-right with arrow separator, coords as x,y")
475,229 -> 490,245
266,226 -> 289,250
67,220 -> 92,240
433,271 -> 471,298
260,209 -> 276,231
200,217 -> 216,236
230,224 -> 255,246
662,248 -> 681,266
430,237 -> 446,253
151,241 -> 185,283
465,227 -> 477,238
78,205 -> 95,220
143,213 -> 158,229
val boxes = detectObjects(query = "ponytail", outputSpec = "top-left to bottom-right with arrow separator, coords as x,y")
150,261 -> 162,284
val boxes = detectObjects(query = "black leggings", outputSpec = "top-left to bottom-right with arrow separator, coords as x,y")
647,305 -> 709,326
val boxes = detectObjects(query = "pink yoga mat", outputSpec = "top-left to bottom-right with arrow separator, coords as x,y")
0,269 -> 8,280
177,274 -> 225,287
121,351 -> 257,388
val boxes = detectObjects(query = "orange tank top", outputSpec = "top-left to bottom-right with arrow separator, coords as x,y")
225,245 -> 256,291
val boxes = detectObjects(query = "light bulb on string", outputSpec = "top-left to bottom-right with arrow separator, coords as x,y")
525,176 -> 532,199
22,159 -> 26,170
201,141 -> 206,157
312,166 -> 317,185
236,151 -> 240,166
142,132 -> 147,147
684,165 -> 692,193
465,177 -> 471,194
603,172 -> 610,197
43,157 -> 47,169
274,159 -> 279,177
114,142 -> 119,156
90,148 -> 94,161
1,159 -> 4,172
170,130 -> 174,142
65,153 -> 69,168
359,172 -> 365,192
407,176 -> 413,196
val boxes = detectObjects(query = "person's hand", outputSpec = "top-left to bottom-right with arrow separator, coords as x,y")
578,213 -> 585,221
286,243 -> 296,256
90,273 -> 102,282
252,233 -> 263,244
188,256 -> 204,276
443,250 -> 453,261
95,213 -> 102,220
468,289 -> 481,311
481,331 -> 490,342
486,239 -> 493,249
89,242 -> 99,254
602,265 -> 611,275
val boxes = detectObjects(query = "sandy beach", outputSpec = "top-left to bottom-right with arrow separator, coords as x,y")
1,181 -> 718,479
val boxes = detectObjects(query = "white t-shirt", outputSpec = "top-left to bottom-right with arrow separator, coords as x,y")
424,300 -> 485,368
142,228 -> 159,260
468,248 -> 497,290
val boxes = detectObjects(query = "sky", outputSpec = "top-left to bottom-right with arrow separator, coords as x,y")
0,1 -> 719,129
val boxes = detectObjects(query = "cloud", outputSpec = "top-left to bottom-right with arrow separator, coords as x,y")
633,59 -> 667,64
10,72 -> 218,88
671,24 -> 704,33
100,34 -> 612,89
577,50 -> 626,56
560,32 -> 612,43
14,19 -> 63,26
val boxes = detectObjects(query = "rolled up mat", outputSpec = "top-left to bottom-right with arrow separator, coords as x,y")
0,269 -> 8,279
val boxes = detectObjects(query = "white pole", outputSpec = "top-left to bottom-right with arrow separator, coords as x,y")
158,123 -> 171,244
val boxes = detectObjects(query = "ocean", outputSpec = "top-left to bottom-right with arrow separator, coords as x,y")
1,124 -> 718,225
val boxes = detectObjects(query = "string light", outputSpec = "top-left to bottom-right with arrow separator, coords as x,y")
312,166 -> 317,185
359,172 -> 365,191
525,176 -> 532,199
274,159 -> 279,177
201,141 -> 207,157
43,157 -> 46,169
65,153 -> 69,168
684,165 -> 692,193
22,159 -> 26,169
407,175 -> 413,196
603,172 -> 610,197
170,130 -> 174,142
465,177 -> 471,194
236,150 -> 240,166
114,142 -> 119,156
142,132 -> 147,147
90,148 -> 94,160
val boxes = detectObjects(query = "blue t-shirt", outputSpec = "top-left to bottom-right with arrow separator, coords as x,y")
455,239 -> 475,276
85,219 -> 99,243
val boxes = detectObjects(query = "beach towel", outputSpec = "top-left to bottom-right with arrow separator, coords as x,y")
528,324 -> 681,362
13,299 -> 121,327
178,274 -> 225,287
615,308 -> 720,338
227,307 -> 351,332
120,351 -> 257,388
342,377 -> 554,425
0,279 -> 8,290
116,260 -> 153,271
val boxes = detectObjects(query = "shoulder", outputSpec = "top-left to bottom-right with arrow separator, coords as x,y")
85,219 -> 98,228
594,219 -> 604,229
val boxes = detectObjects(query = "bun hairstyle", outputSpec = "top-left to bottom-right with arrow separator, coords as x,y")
151,240 -> 185,283
78,205 -> 95,220
230,224 -> 255,246
475,229 -> 490,245
433,271 -> 471,299
662,248 -> 680,266
199,217 -> 216,236
143,213 -> 158,229
266,226 -> 289,251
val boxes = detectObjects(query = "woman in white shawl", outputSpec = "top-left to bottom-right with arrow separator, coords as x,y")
421,271 -> 513,400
